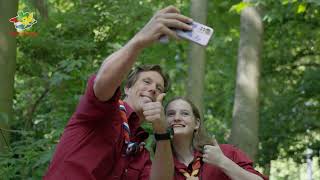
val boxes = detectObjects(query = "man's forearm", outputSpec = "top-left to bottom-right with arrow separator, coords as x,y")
94,38 -> 143,101
218,157 -> 263,180
150,140 -> 174,180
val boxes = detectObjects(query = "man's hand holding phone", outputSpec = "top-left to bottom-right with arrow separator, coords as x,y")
132,5 -> 193,49
160,21 -> 214,46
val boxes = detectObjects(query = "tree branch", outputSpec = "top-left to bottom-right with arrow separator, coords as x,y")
24,85 -> 50,129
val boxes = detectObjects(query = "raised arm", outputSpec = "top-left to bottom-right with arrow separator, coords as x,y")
93,39 -> 141,101
142,93 -> 173,180
93,5 -> 192,101
213,156 -> 263,180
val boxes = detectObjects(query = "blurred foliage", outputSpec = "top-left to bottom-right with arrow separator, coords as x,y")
257,0 -> 320,167
0,0 -> 319,179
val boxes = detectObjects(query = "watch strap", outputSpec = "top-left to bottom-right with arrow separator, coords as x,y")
154,128 -> 174,141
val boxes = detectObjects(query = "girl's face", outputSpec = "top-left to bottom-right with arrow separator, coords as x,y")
166,99 -> 200,136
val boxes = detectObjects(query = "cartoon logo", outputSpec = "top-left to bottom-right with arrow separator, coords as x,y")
9,11 -> 37,31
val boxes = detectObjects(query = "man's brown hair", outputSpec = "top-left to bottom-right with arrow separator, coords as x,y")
126,64 -> 170,92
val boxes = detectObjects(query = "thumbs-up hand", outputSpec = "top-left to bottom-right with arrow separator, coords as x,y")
156,93 -> 166,103
142,93 -> 168,133
202,135 -> 227,168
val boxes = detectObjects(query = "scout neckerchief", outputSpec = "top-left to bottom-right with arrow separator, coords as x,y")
178,157 -> 201,179
119,100 -> 145,155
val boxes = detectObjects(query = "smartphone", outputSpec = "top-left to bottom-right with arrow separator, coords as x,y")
159,21 -> 214,46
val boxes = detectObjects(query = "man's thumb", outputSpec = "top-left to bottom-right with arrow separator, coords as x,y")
156,93 -> 166,103
212,135 -> 218,145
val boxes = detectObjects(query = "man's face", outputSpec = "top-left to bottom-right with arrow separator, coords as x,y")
125,71 -> 165,114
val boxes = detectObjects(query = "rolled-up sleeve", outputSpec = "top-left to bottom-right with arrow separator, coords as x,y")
229,145 -> 269,180
74,75 -> 121,122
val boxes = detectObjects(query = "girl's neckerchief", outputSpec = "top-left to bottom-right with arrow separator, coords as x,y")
178,157 -> 201,179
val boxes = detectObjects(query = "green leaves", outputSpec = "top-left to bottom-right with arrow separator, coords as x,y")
5,0 -> 320,178
281,0 -> 298,5
297,3 -> 307,13
229,2 -> 252,14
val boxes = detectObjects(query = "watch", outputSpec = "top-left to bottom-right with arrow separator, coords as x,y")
154,127 -> 174,141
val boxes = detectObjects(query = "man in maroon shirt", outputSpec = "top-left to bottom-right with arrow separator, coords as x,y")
44,5 -> 193,180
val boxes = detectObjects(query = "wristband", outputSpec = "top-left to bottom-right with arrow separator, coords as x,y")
154,127 -> 174,141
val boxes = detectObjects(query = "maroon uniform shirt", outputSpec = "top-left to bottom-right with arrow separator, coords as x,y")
174,144 -> 269,180
44,75 -> 151,180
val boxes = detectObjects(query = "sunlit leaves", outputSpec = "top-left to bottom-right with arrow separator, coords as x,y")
229,2 -> 252,14
297,3 -> 307,14
93,26 -> 111,42
281,0 -> 298,5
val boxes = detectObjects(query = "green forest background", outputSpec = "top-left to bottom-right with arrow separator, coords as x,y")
0,0 -> 319,179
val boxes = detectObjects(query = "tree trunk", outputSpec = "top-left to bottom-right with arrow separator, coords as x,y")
0,0 -> 19,152
228,1 -> 263,161
187,0 -> 208,118
32,0 -> 48,20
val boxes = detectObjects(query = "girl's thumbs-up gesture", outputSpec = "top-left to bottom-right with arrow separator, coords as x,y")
202,135 -> 227,168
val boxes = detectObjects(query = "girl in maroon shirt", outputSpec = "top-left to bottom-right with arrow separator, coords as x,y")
164,97 -> 268,180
